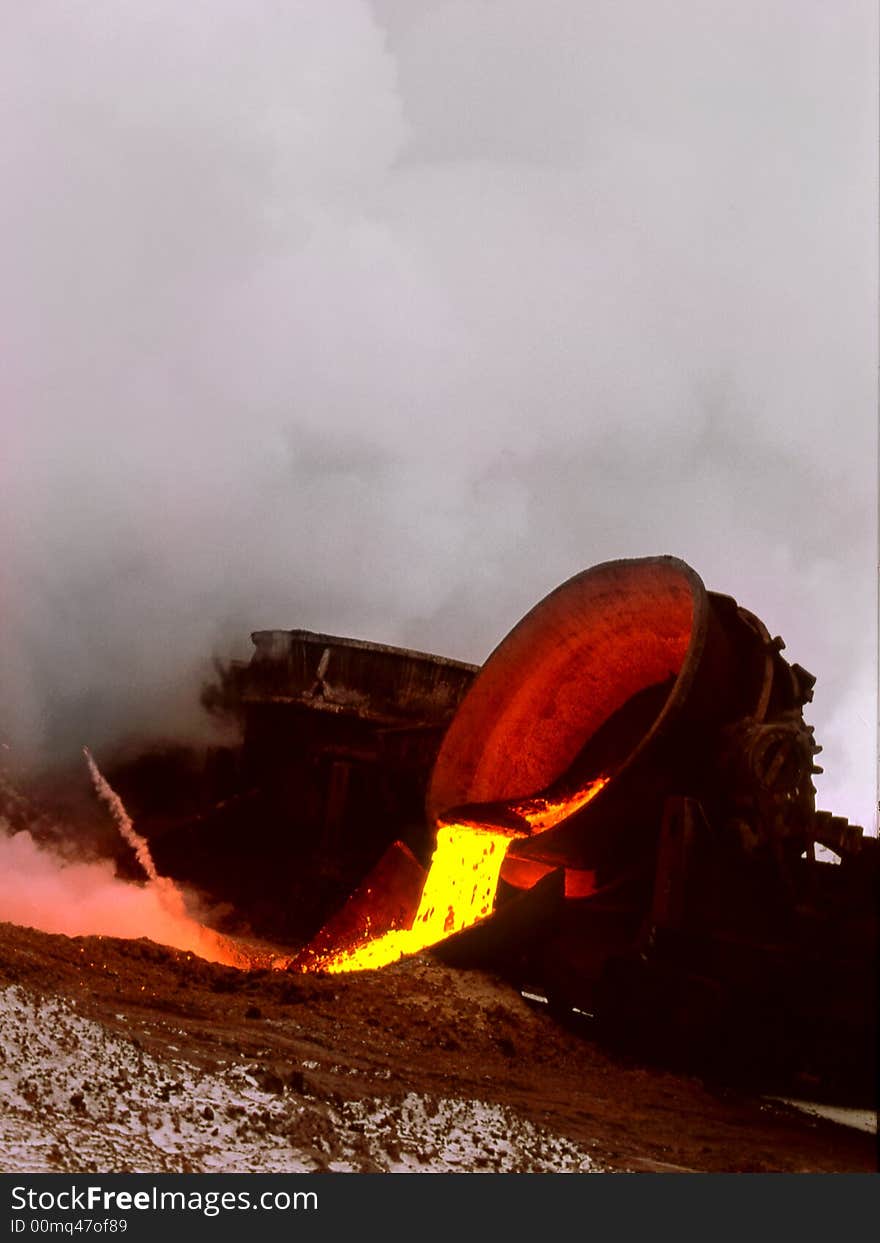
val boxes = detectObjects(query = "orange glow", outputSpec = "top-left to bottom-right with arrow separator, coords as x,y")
81,747 -> 258,970
308,775 -> 608,974
499,856 -> 599,899
309,820 -> 515,973
508,776 -> 609,833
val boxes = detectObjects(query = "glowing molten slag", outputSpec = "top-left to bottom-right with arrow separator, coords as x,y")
505,776 -> 611,833
312,775 -> 608,974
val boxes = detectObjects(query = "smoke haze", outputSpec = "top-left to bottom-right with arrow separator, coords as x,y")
1,2 -> 876,829
0,826 -> 240,965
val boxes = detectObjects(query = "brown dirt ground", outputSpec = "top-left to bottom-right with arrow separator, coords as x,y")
0,920 -> 875,1173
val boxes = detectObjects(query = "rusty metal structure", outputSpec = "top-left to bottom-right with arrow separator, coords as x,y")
146,630 -> 476,939
140,553 -> 873,1088
235,629 -> 476,867
426,556 -> 877,1089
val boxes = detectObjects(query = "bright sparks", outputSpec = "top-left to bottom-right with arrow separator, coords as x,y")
83,747 -> 251,969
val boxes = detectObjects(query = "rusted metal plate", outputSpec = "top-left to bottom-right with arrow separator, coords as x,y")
244,630 -> 477,725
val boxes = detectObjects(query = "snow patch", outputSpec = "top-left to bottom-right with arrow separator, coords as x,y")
0,983 -> 602,1173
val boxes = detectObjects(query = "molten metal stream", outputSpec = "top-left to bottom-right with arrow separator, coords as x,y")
311,775 -> 608,974
506,778 -> 610,833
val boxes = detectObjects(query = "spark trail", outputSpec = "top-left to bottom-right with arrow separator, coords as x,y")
83,747 -> 161,884
82,747 -> 250,968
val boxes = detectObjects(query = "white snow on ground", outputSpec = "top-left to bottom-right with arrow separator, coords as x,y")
0,984 -> 601,1173
336,1094 -> 598,1173
766,1098 -> 877,1135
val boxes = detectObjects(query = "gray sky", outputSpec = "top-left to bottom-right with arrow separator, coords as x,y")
1,1 -> 876,830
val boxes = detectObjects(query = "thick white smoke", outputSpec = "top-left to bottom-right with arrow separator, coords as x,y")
0,3 -> 875,829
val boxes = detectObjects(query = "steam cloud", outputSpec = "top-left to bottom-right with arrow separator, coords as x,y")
0,2 -> 876,830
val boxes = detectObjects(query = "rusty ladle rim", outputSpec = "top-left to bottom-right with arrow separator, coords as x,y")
428,554 -> 711,829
